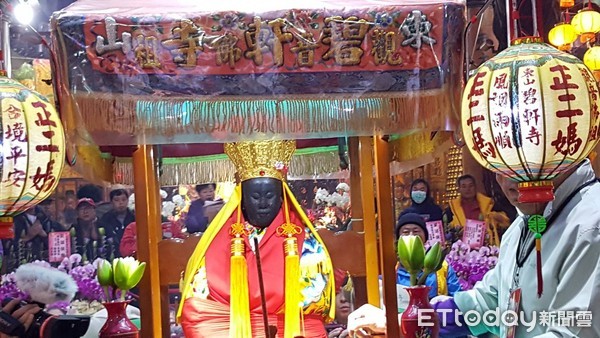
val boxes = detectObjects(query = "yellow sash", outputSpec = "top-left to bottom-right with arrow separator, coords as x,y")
176,183 -> 336,323
435,261 -> 449,296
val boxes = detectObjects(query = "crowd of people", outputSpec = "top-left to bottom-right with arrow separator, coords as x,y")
2,170 -> 523,337
2,183 -> 226,273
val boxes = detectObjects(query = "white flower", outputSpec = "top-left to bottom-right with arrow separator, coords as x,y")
315,188 -> 330,205
340,194 -> 351,209
160,190 -> 168,199
1,273 -> 15,284
336,183 -> 350,192
162,201 -> 176,218
172,195 -> 186,209
15,264 -> 78,304
128,194 -> 136,211
328,192 -> 342,206
92,257 -> 105,270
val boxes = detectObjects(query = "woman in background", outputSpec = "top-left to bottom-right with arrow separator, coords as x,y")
398,179 -> 443,222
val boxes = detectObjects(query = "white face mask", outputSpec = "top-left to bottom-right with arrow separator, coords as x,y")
411,191 -> 427,204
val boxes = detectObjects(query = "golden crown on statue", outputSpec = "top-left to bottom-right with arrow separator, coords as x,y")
224,140 -> 296,182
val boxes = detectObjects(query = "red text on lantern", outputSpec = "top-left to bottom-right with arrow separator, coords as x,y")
551,122 -> 582,156
35,130 -> 60,153
489,92 -> 509,107
32,101 -> 57,127
526,126 -> 542,146
4,104 -> 22,119
29,159 -> 57,192
4,169 -> 26,188
523,109 -> 540,126
472,127 -> 497,159
494,130 -> 513,149
493,112 -> 510,128
522,88 -> 537,105
523,68 -> 535,85
4,123 -> 27,142
6,146 -> 25,165
494,73 -> 508,89
466,115 -> 485,126
467,71 -> 487,109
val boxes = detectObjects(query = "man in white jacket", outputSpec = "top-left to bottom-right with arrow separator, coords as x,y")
435,159 -> 600,337
347,159 -> 600,338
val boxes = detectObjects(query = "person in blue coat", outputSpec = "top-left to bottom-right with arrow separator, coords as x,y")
398,179 -> 444,223
395,213 -> 461,299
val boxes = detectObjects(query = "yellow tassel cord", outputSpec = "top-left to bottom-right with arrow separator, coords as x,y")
281,190 -> 303,338
229,202 -> 251,337
177,186 -> 243,322
284,237 -> 302,338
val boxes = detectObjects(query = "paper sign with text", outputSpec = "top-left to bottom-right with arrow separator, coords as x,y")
462,219 -> 486,249
48,232 -> 71,262
425,221 -> 445,247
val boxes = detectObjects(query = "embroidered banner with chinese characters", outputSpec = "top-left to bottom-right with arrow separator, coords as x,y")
51,0 -> 465,145
84,9 -> 441,75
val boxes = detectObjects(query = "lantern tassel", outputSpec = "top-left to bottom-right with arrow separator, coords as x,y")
535,234 -> 543,298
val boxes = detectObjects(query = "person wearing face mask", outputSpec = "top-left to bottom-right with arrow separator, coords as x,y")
431,159 -> 600,337
398,179 -> 443,223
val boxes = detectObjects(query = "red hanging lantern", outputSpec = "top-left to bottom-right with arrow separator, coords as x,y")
1,77 -> 66,238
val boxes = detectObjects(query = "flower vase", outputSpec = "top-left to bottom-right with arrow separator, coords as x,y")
400,286 -> 439,338
99,301 -> 139,338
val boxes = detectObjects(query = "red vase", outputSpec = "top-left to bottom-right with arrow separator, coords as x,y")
400,286 -> 439,338
99,301 -> 139,338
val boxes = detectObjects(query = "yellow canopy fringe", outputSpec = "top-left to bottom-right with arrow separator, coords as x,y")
112,149 -> 342,185
72,88 -> 454,144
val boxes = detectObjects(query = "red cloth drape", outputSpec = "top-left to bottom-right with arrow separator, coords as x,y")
204,209 -> 305,313
181,297 -> 327,338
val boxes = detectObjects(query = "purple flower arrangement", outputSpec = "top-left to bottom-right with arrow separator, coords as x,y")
445,240 -> 499,290
0,260 -> 53,301
56,254 -> 107,303
0,254 -> 112,314
0,272 -> 29,301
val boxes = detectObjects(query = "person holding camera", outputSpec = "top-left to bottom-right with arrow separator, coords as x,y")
0,298 -> 41,338
9,200 -> 69,266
